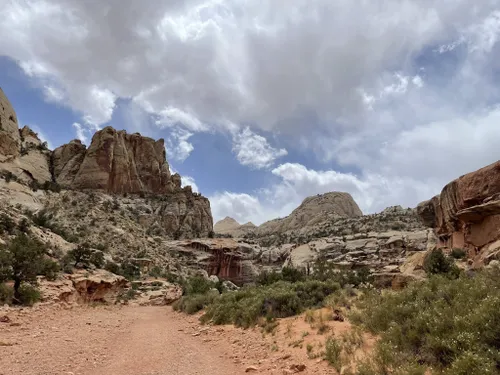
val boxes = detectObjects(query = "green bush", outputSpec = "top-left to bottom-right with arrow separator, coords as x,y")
0,283 -> 13,304
200,280 -> 340,328
105,261 -> 120,274
0,213 -> 15,234
17,283 -> 41,306
0,233 -> 54,304
450,248 -> 467,260
325,336 -> 343,371
40,258 -> 60,281
350,270 -> 500,374
183,276 -> 217,295
173,290 -> 220,314
423,248 -> 460,278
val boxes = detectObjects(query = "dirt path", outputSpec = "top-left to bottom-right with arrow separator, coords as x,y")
0,305 -> 352,375
0,306 -> 243,375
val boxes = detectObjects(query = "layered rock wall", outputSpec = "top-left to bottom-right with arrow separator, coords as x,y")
417,160 -> 500,266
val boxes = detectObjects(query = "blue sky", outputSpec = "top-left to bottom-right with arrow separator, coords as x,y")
2,0 -> 500,225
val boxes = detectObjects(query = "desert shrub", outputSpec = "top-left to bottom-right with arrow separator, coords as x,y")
0,234 -> 54,304
0,213 -> 15,234
120,261 -> 140,280
423,248 -> 460,278
0,283 -> 13,304
67,244 -> 92,266
40,258 -> 60,281
89,251 -> 104,268
149,266 -> 162,278
105,261 -> 120,275
325,336 -> 344,372
17,283 -> 41,306
173,290 -> 220,314
350,270 -> 500,374
312,256 -> 372,286
257,270 -> 284,286
200,280 -> 340,328
450,248 -> 467,259
182,276 -> 217,295
17,218 -> 30,233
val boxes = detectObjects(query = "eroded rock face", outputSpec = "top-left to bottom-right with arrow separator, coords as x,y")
256,192 -> 362,237
53,127 -> 173,194
51,139 -> 87,186
70,269 -> 128,303
166,239 -> 259,285
417,160 -> 500,266
0,88 -> 20,160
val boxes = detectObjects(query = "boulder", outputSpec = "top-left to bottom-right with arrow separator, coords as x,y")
69,269 -> 128,303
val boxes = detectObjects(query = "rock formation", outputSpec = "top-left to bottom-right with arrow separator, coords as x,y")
214,217 -> 257,237
256,192 -> 362,238
0,88 -> 213,239
417,160 -> 500,266
0,89 -> 51,183
165,239 -> 258,285
0,88 -> 20,159
53,127 -> 175,194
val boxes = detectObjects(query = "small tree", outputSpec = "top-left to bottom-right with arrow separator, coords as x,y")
0,234 -> 56,303
67,244 -> 93,267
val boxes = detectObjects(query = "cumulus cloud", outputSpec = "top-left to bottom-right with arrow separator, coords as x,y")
72,122 -> 88,144
181,175 -> 199,193
166,128 -> 194,161
232,127 -> 287,169
3,1 -> 500,223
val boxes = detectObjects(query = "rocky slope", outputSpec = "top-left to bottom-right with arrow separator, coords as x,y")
0,88 -> 213,239
417,159 -> 500,267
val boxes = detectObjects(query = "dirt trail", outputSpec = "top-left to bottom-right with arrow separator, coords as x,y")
0,306 -> 243,375
0,305 -> 353,375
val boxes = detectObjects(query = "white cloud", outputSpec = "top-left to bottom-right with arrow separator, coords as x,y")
166,128 -> 194,161
232,127 -> 287,169
72,122 -> 89,144
3,1 -> 500,225
181,175 -> 199,193
209,192 -> 266,224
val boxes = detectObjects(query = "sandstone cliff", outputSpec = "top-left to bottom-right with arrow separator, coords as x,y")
0,89 -> 213,239
417,160 -> 500,266
0,88 -> 20,160
53,127 -> 175,194
0,89 -> 51,183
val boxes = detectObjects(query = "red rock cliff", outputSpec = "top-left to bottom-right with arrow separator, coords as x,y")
417,160 -> 500,266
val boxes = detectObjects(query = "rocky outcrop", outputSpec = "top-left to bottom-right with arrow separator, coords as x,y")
49,127 -> 214,238
256,192 -> 362,238
417,160 -> 500,266
53,127 -> 174,194
51,139 -> 87,186
38,270 -> 128,304
70,270 -> 128,303
0,89 -> 52,183
0,88 -> 213,239
0,88 -> 20,160
214,217 -> 257,238
166,239 -> 258,285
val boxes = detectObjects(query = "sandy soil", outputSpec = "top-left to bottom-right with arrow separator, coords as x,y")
0,305 -> 371,375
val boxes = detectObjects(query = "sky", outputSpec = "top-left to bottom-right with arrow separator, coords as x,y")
1,1 -> 500,225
